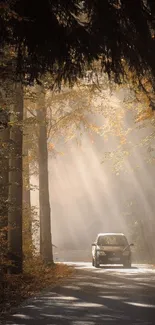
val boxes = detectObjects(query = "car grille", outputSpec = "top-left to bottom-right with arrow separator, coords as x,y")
106,251 -> 122,258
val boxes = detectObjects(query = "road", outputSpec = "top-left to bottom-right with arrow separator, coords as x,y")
4,263 -> 155,325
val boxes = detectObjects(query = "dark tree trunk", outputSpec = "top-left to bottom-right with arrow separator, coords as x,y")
0,81 -> 13,272
23,181 -> 31,233
0,127 -> 10,263
8,82 -> 23,274
23,166 -> 33,258
37,88 -> 53,264
23,108 -> 33,258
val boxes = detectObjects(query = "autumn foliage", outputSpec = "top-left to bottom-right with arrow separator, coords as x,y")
0,258 -> 73,318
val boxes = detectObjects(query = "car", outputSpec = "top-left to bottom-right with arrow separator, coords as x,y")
92,232 -> 134,268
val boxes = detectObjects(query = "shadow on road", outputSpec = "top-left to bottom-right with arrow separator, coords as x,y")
5,265 -> 155,325
70,263 -> 138,270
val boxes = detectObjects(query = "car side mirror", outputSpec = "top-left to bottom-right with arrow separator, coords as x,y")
92,243 -> 96,247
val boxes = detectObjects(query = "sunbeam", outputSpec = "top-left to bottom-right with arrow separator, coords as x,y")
30,87 -> 155,264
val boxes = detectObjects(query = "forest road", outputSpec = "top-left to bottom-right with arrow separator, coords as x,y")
4,263 -> 155,325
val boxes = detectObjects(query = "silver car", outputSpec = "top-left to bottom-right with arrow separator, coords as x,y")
92,232 -> 134,268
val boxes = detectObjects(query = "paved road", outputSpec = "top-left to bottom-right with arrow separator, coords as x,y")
4,263 -> 155,325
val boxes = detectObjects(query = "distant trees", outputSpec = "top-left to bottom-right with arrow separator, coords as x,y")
24,80 -> 102,264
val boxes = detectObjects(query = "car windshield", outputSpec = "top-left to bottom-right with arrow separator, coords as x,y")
98,235 -> 128,246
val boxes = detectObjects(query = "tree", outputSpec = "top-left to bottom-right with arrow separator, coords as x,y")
8,82 -> 23,274
24,84 -> 53,262
36,86 -> 53,263
25,79 -> 104,261
1,1 -> 155,90
23,108 -> 33,258
25,81 -> 94,262
0,121 -> 9,269
0,65 -> 14,270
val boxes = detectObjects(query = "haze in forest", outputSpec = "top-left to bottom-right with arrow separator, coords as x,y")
31,88 -> 155,262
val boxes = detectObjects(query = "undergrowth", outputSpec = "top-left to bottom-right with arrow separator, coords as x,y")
0,257 -> 74,318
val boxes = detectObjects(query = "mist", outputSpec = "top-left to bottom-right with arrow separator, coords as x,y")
30,88 -> 155,263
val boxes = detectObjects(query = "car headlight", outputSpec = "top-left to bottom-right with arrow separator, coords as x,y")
123,251 -> 130,256
96,247 -> 106,256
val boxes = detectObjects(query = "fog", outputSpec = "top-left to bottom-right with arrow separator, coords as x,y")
30,88 -> 155,262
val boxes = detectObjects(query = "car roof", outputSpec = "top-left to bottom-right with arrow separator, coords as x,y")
97,232 -> 126,237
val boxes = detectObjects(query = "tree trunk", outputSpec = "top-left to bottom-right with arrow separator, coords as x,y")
23,176 -> 32,234
0,127 -> 9,263
23,162 -> 33,258
0,81 -> 13,271
23,109 -> 33,258
8,82 -> 23,274
37,88 -> 53,264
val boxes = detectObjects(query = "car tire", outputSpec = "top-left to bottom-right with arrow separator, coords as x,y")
94,257 -> 100,268
92,257 -> 94,266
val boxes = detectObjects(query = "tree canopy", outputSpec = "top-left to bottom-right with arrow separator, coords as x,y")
1,0 -> 155,86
